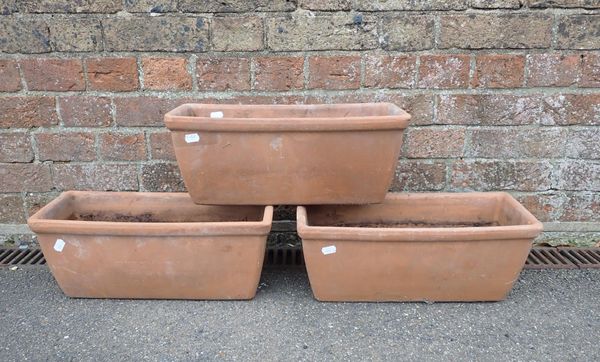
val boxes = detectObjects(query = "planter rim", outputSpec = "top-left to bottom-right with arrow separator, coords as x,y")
28,191 -> 273,237
297,192 -> 543,242
164,103 -> 411,132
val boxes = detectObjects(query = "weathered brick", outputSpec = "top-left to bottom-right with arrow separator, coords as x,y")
471,0 -> 522,8
0,0 -> 17,14
17,0 -> 122,13
178,0 -> 295,12
555,161 -> 600,191
216,95 -> 307,105
197,58 -> 250,91
364,55 -> 416,89
561,192 -> 600,222
20,58 -> 84,91
103,16 -> 208,52
0,194 -> 24,223
418,55 -> 469,89
140,163 -> 185,192
0,60 -> 21,92
527,54 -> 581,87
114,97 -> 181,127
567,129 -> 600,159
298,0 -> 352,10
0,17 -> 51,53
391,160 -> 447,191
0,132 -> 34,162
48,16 -> 102,52
124,0 -> 178,12
308,56 -> 360,90
24,192 -> 59,218
253,57 -> 304,91
149,131 -> 175,160
450,160 -> 553,192
380,15 -> 434,51
52,164 -> 138,191
86,57 -> 139,92
142,57 -> 192,90
440,14 -> 553,49
437,94 -> 541,126
267,13 -> 378,51
404,127 -> 466,158
99,132 -> 147,161
212,16 -> 263,52
540,94 -> 600,126
354,0 -> 468,10
466,128 -> 567,158
0,97 -> 58,128
557,15 -> 600,50
0,163 -> 52,192
514,192 -> 565,222
36,132 -> 96,162
472,54 -> 525,88
528,0 -> 600,8
59,96 -> 112,127
580,53 -> 600,87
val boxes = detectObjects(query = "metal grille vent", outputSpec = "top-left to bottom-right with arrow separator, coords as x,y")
264,247 -> 305,267
0,248 -> 46,266
525,247 -> 600,269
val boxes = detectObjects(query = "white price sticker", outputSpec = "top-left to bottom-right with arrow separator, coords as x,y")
54,239 -> 66,252
185,133 -> 200,143
210,111 -> 224,118
321,245 -> 336,255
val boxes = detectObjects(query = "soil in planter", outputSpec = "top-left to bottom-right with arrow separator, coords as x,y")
327,221 -> 500,228
68,213 -> 251,223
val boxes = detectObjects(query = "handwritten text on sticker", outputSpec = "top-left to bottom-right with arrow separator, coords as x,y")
185,133 -> 200,143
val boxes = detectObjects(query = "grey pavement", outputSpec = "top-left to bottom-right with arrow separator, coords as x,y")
0,266 -> 599,361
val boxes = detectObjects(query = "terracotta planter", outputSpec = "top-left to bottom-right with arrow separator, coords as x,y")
164,103 -> 410,205
297,192 -> 543,302
28,191 -> 273,300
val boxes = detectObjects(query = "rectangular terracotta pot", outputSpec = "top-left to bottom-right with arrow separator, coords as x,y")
164,103 -> 410,205
297,192 -> 543,302
28,191 -> 273,300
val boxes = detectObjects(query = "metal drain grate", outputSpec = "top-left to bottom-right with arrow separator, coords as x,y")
525,247 -> 600,269
264,247 -> 305,267
0,248 -> 46,266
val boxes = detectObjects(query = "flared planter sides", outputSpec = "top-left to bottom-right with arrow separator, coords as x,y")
28,191 -> 272,300
164,103 -> 411,205
298,192 -> 543,302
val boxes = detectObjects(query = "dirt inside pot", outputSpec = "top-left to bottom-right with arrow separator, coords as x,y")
328,221 -> 500,228
68,212 -> 251,223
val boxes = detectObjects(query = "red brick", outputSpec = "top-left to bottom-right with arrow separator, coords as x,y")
364,55 -> 416,89
253,57 -> 304,91
142,57 -> 191,90
149,131 -> 175,161
20,58 -> 84,91
0,163 -> 52,192
140,163 -> 185,192
514,192 -> 565,222
86,57 -> 139,91
527,54 -> 580,87
36,132 -> 96,162
540,94 -> 600,125
59,96 -> 112,127
437,94 -> 540,125
404,127 -> 465,158
308,56 -> 360,90
466,128 -> 567,158
99,132 -> 146,161
0,194 -> 25,223
580,53 -> 600,87
114,97 -> 181,127
0,132 -> 33,162
418,55 -> 469,89
52,164 -> 138,191
0,97 -> 58,128
391,160 -> 447,191
450,160 -> 553,192
567,128 -> 600,159
0,60 -> 21,92
24,192 -> 59,219
197,58 -> 250,91
217,95 -> 307,105
555,161 -> 600,191
472,54 -> 525,88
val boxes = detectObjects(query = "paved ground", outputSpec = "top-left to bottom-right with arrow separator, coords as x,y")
0,267 -> 599,361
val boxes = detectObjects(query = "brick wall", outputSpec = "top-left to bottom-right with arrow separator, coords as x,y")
0,0 -> 599,246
